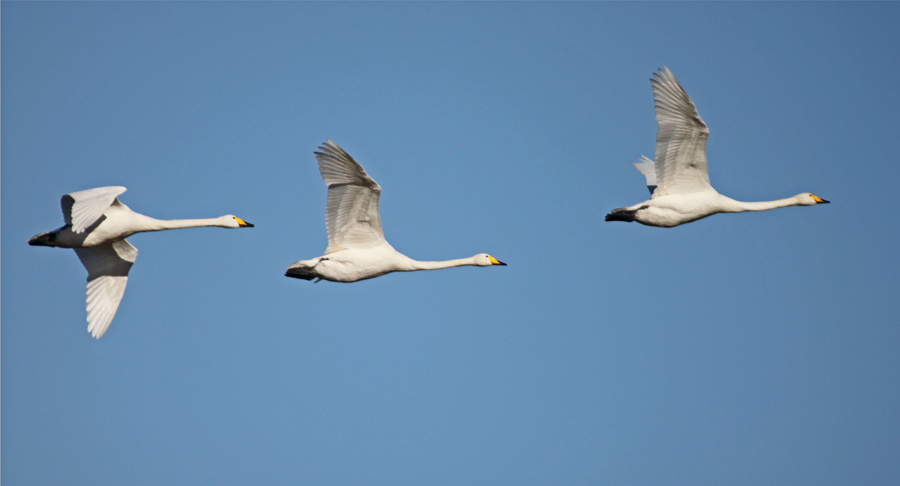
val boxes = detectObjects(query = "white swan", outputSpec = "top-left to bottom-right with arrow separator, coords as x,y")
285,140 -> 506,283
606,67 -> 829,227
29,186 -> 253,338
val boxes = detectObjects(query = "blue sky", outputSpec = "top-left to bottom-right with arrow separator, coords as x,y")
2,2 -> 898,485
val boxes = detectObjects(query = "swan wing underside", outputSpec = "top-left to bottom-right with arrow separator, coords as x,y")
74,239 -> 138,338
315,140 -> 386,253
651,67 -> 712,196
63,186 -> 127,234
632,156 -> 659,196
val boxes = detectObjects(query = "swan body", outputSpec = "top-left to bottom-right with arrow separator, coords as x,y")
286,140 -> 505,283
29,186 -> 253,338
606,67 -> 829,227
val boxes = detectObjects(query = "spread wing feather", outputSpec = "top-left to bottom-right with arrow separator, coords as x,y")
315,140 -> 386,253
74,239 -> 137,338
632,156 -> 658,196
63,186 -> 127,233
651,67 -> 712,195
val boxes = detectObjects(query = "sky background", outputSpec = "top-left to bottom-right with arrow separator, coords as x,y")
2,2 -> 899,485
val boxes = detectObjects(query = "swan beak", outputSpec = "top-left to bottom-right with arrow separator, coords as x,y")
236,217 -> 254,227
811,194 -> 830,204
489,256 -> 507,266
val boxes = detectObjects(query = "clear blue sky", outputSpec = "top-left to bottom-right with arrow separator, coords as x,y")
3,2 -> 898,485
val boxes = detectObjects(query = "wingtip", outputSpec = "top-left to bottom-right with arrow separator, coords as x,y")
651,66 -> 676,85
316,139 -> 345,159
89,323 -> 108,339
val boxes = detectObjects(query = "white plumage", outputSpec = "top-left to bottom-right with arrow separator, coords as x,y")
29,187 -> 253,338
606,67 -> 829,227
286,140 -> 506,283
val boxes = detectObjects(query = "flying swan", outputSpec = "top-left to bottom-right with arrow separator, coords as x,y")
606,67 -> 829,227
285,140 -> 506,283
29,186 -> 254,338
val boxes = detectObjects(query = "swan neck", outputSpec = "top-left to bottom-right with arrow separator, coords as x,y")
146,217 -> 227,231
725,196 -> 802,212
404,257 -> 476,271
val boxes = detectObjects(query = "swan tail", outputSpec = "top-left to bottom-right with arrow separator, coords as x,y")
285,262 -> 317,281
605,208 -> 638,222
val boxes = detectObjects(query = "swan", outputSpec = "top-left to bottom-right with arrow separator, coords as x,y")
28,186 -> 253,338
285,140 -> 506,283
606,67 -> 829,227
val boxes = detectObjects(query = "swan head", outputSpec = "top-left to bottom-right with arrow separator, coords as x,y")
473,253 -> 507,266
221,215 -> 255,228
798,193 -> 830,206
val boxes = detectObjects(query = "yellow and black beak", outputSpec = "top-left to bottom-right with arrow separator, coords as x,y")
811,194 -> 830,204
489,256 -> 507,266
236,217 -> 254,227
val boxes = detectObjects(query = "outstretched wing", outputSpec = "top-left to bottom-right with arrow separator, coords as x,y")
632,156 -> 658,196
74,239 -> 138,339
62,186 -> 127,234
651,67 -> 712,195
315,140 -> 386,253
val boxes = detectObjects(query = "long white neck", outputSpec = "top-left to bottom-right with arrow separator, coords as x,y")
721,195 -> 804,213
401,256 -> 479,272
142,216 -> 231,231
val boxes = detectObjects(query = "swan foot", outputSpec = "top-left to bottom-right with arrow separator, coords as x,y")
605,207 -> 639,222
285,263 -> 318,281
285,257 -> 330,281
28,231 -> 57,246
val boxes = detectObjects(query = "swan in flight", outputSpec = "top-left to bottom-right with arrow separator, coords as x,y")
29,186 -> 253,338
606,67 -> 829,227
285,140 -> 506,283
